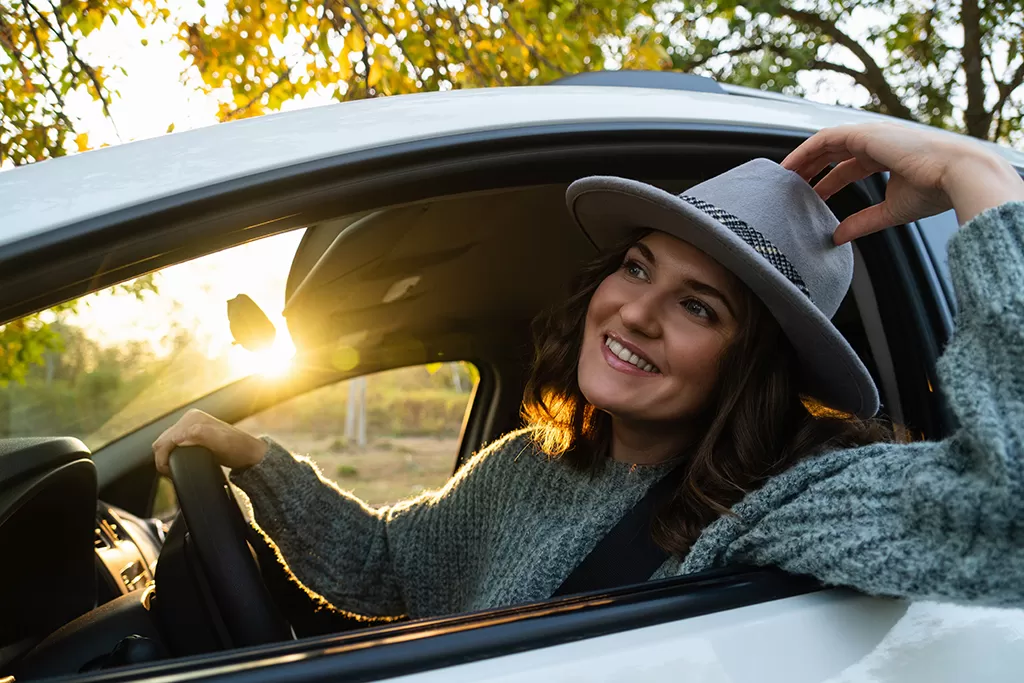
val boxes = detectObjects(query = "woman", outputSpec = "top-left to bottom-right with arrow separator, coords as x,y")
153,122 -> 1024,620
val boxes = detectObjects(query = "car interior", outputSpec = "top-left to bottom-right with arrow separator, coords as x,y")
0,133 -> 952,681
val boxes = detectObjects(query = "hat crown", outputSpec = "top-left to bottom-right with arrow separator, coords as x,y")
682,159 -> 851,318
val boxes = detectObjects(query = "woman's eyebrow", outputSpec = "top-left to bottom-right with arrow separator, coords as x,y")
684,279 -> 737,319
634,242 -> 656,264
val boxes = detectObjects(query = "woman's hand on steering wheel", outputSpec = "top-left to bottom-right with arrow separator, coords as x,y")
153,409 -> 267,476
781,122 -> 1024,244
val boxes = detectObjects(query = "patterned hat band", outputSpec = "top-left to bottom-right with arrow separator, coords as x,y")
679,195 -> 812,300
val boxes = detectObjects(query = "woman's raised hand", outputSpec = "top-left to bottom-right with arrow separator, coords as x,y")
781,122 -> 1024,244
153,409 -> 268,476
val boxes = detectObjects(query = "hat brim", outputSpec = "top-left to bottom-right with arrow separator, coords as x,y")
566,176 -> 880,419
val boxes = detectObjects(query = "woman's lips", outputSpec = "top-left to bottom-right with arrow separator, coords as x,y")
601,337 -> 660,377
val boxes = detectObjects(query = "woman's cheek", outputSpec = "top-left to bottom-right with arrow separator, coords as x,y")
663,333 -> 725,403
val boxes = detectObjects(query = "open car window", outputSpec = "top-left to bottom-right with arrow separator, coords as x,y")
235,362 -> 479,505
0,231 -> 303,452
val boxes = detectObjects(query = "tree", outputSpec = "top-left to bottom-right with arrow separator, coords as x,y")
663,0 -> 1024,143
176,0 -> 671,121
0,275 -> 157,384
179,0 -> 1023,143
0,0 -> 169,166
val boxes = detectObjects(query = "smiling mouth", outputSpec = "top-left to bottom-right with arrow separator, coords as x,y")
604,336 -> 660,374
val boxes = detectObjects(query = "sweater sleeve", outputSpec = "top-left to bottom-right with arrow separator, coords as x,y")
229,430 -> 529,619
681,201 -> 1024,607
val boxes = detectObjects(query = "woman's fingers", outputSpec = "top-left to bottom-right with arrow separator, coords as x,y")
152,409 -> 267,475
152,409 -> 213,475
811,157 -> 883,200
153,426 -> 182,475
832,202 -> 896,245
781,125 -> 868,181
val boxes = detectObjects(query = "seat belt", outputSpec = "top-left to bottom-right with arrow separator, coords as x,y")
552,469 -> 681,597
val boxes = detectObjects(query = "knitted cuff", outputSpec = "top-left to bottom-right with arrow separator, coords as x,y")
228,437 -> 303,510
946,201 -> 1024,319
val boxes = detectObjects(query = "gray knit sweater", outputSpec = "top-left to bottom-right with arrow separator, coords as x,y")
231,201 -> 1024,620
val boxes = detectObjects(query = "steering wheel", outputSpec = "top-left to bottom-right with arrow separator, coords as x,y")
168,446 -> 291,647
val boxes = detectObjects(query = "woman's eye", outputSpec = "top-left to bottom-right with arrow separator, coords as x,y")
682,299 -> 713,320
622,259 -> 649,281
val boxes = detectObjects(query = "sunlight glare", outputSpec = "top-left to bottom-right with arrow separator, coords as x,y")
228,335 -> 296,379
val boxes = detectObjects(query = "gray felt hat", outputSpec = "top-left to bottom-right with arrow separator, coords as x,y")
566,158 -> 880,419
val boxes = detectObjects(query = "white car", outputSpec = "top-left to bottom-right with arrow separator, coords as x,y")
2,72 -> 1023,683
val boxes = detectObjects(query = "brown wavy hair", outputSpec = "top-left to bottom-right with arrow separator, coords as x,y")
522,230 -> 897,557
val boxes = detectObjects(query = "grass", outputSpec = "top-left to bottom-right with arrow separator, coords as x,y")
270,432 -> 460,506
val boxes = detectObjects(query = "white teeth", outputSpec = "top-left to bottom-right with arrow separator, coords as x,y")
604,336 -> 658,373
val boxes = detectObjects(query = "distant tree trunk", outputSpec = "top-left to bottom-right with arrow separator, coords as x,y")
960,0 -> 992,139
345,377 -> 367,447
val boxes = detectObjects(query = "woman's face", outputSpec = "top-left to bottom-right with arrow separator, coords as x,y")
578,231 -> 744,424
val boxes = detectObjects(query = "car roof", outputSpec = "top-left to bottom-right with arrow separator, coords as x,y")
2,84 -> 1022,249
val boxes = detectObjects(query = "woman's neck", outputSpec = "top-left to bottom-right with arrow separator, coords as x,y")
609,416 -> 692,466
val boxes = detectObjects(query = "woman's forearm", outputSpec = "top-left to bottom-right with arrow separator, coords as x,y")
230,439 -> 408,618
943,151 -> 1024,226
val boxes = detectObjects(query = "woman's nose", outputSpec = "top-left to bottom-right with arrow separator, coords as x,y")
619,293 -> 662,338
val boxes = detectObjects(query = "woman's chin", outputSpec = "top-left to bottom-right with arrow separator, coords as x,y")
583,388 -> 654,422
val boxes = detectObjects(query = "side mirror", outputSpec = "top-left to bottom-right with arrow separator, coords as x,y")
227,294 -> 276,352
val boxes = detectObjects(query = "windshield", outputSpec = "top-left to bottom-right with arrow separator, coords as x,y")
0,230 -> 303,451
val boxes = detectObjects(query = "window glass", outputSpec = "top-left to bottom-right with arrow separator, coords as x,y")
0,230 -> 303,451
236,362 -> 478,506
916,209 -> 960,309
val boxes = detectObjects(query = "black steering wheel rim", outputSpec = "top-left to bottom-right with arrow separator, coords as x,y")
168,446 -> 291,647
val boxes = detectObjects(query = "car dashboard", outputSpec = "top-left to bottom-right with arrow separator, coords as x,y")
0,437 -> 170,678
93,502 -> 165,605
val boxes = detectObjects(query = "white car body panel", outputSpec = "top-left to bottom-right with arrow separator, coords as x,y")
383,595 -> 1024,683
2,85 -> 1022,249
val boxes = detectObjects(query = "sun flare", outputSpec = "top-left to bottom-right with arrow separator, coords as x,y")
228,336 -> 296,379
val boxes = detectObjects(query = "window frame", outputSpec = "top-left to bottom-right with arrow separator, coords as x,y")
58,566 -> 822,683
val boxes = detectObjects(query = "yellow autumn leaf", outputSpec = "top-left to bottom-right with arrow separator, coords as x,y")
74,133 -> 90,152
368,59 -> 384,87
347,29 -> 365,54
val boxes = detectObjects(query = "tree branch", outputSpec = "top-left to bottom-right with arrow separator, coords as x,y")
364,3 -> 422,83
684,43 -> 763,70
436,4 -> 506,85
0,14 -> 35,84
807,58 -> 874,90
222,33 -> 317,119
992,59 -> 1024,123
407,0 -> 450,81
779,6 -> 916,121
342,0 -> 375,95
13,0 -> 74,131
501,10 -> 567,77
222,69 -> 288,119
39,0 -> 121,139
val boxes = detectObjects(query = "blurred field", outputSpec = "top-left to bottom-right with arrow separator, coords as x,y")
233,363 -> 475,507
263,432 -> 460,506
